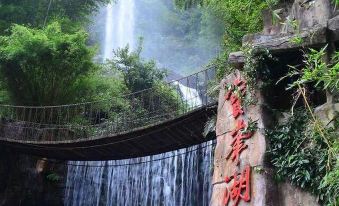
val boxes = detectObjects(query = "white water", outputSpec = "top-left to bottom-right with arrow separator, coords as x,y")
175,82 -> 203,108
64,142 -> 214,206
64,1 -> 214,205
103,0 -> 135,60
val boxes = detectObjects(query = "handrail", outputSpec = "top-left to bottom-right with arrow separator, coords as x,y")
0,67 -> 217,142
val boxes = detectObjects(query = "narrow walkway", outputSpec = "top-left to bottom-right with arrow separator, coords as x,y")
0,67 -> 217,160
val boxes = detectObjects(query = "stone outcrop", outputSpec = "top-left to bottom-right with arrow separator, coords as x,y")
211,0 -> 338,205
242,0 -> 337,53
277,182 -> 319,206
211,71 -> 278,206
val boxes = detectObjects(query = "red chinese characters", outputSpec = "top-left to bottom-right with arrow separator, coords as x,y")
224,166 -> 251,206
233,78 -> 247,95
224,78 -> 252,163
224,78 -> 246,119
227,132 -> 253,165
227,119 -> 253,165
222,75 -> 255,206
230,94 -> 244,119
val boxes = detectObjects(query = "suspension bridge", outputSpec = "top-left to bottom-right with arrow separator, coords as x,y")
0,67 -> 217,160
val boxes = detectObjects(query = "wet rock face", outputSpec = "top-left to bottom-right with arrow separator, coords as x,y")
315,103 -> 339,127
262,0 -> 332,35
0,149 -> 66,206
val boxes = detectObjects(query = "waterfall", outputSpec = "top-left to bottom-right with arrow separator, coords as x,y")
64,141 -> 215,206
175,82 -> 203,108
103,0 -> 135,60
64,1 -> 214,205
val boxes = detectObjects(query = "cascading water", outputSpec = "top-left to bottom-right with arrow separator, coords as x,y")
175,82 -> 203,108
103,0 -> 135,60
64,1 -> 215,205
65,142 -> 214,206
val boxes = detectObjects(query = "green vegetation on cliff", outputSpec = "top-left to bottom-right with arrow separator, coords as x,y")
267,110 -> 338,205
174,0 -> 277,56
174,2 -> 338,205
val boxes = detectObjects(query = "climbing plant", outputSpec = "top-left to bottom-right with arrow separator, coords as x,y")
267,110 -> 338,205
267,46 -> 339,206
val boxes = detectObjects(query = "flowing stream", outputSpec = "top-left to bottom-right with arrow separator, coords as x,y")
64,1 -> 214,205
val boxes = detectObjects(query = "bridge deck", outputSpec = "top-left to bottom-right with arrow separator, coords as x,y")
0,103 -> 217,160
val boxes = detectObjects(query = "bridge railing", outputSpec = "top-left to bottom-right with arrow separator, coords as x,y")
0,66 -> 216,142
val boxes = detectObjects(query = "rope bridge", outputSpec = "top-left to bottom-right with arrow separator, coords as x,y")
0,67 -> 217,160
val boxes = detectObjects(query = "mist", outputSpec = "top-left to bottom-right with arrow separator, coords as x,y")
89,0 -> 223,77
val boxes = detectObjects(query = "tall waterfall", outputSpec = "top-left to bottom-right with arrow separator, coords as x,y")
64,142 -> 214,206
103,0 -> 135,60
64,1 -> 214,205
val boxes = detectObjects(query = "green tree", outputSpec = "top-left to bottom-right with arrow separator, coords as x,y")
174,0 -> 278,77
109,41 -> 184,117
0,0 -> 112,33
0,21 -> 98,105
110,41 -> 167,93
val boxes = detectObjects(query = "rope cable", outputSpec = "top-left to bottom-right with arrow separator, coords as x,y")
0,66 -> 216,108
1,105 -> 218,150
0,67 -> 220,166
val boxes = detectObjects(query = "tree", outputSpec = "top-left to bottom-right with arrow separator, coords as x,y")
174,0 -> 278,77
108,41 -> 183,117
0,21 -> 98,105
0,0 -> 112,34
174,0 -> 204,10
110,41 -> 167,93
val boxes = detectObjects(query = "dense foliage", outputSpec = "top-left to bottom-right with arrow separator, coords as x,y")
0,0 -> 111,34
286,47 -> 339,92
267,110 -> 338,205
111,41 -> 166,93
0,22 -> 99,105
109,42 -> 184,116
174,0 -> 278,76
